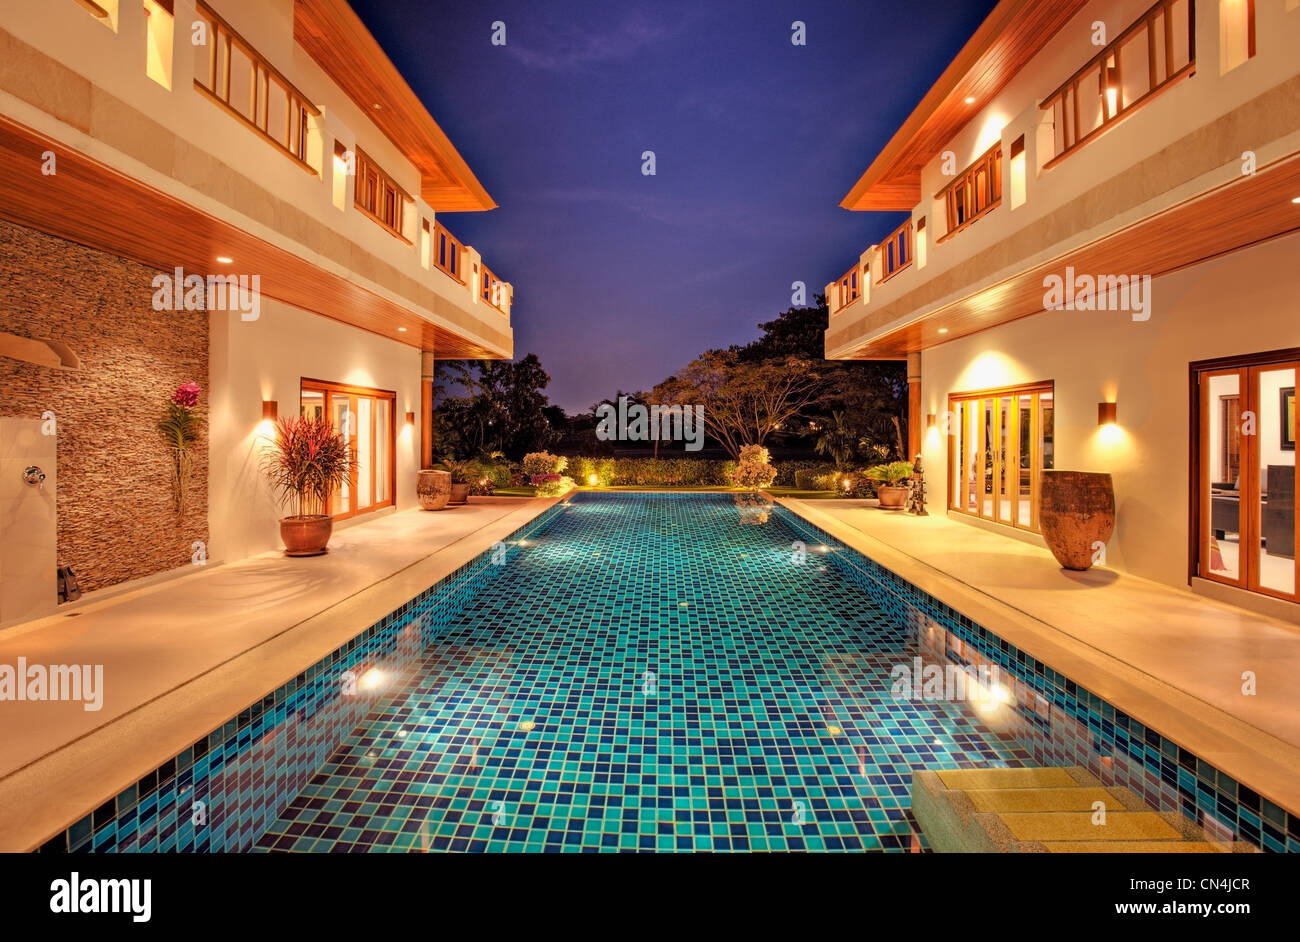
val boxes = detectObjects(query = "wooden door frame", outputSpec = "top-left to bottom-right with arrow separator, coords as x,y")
1188,348 -> 1300,600
300,377 -> 397,521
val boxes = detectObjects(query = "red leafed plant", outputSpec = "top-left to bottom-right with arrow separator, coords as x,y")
159,382 -> 203,515
262,415 -> 354,518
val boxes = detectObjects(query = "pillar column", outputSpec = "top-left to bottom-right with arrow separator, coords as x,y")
907,351 -> 922,459
420,349 -> 434,470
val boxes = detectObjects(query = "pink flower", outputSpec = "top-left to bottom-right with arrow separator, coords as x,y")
172,382 -> 201,408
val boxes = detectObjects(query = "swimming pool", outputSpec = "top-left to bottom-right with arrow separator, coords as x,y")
42,492 -> 1290,853
254,492 -> 1030,852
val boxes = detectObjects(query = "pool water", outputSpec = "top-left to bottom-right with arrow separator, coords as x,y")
256,493 -> 1030,852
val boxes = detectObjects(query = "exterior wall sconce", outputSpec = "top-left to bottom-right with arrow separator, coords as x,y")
262,400 -> 278,422
1098,401 -> 1117,427
926,413 -> 937,430
405,411 -> 416,426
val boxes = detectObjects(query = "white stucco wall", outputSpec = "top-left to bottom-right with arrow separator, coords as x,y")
207,298 -> 421,564
919,229 -> 1300,591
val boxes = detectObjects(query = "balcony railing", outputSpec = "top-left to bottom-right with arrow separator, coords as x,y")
481,264 -> 509,314
878,218 -> 914,284
831,263 -> 862,314
432,222 -> 464,283
192,1 -> 320,174
1039,0 -> 1195,169
936,143 -> 1002,243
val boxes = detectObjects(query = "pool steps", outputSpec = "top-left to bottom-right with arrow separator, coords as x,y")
912,767 -> 1261,853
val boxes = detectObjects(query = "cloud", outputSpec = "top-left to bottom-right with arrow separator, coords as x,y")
505,13 -> 677,72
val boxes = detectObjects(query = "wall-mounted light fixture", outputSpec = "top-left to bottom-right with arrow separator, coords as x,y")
405,410 -> 415,426
1102,64 -> 1121,118
926,413 -> 937,430
262,400 -> 278,422
1098,401 -> 1117,427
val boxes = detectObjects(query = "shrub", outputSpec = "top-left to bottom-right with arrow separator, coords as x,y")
730,444 -> 777,489
534,474 -> 576,497
775,459 -> 829,488
522,451 -> 566,477
794,465 -> 837,490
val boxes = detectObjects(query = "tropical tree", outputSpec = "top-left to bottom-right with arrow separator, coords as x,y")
654,350 -> 823,459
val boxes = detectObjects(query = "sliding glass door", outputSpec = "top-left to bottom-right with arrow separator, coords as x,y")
948,382 -> 1054,532
300,379 -> 395,520
1195,354 -> 1298,602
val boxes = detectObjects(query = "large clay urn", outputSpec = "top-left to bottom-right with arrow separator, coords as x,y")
1039,471 -> 1115,571
280,515 -> 333,557
417,469 -> 452,510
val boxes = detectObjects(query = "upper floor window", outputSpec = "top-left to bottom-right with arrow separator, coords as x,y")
143,0 -> 174,90
937,144 -> 1001,242
878,217 -> 914,283
1039,0 -> 1194,169
353,148 -> 410,241
193,1 -> 321,174
1218,0 -> 1255,74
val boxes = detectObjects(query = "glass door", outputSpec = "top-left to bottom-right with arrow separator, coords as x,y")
301,379 -> 396,520
1196,357 -> 1298,602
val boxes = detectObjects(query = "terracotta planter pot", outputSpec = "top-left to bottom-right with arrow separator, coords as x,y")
448,483 -> 470,505
280,515 -> 333,557
1039,470 -> 1115,571
417,469 -> 451,510
876,484 -> 909,510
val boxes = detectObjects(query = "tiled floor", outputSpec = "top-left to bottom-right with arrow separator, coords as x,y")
257,493 -> 1030,852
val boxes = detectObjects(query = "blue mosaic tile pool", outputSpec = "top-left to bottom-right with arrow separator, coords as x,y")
255,493 -> 1032,852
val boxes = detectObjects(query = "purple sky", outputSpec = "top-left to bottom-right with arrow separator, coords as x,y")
349,0 -> 998,412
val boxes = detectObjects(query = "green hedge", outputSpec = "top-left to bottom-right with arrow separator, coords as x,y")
793,465 -> 837,490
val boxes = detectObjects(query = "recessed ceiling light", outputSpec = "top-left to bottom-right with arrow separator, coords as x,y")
372,102 -> 382,110
964,96 -> 976,105
938,327 -> 949,334
397,326 -> 407,332
1292,196 -> 1300,204
216,256 -> 233,264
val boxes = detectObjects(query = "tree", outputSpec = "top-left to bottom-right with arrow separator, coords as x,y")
431,353 -> 559,460
655,351 -> 823,459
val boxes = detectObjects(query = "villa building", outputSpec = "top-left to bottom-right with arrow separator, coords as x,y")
0,0 -> 513,624
826,0 -> 1299,620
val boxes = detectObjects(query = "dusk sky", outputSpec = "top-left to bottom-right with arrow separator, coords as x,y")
350,0 -> 999,412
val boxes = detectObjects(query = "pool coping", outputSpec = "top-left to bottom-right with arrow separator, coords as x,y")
0,495 -> 563,852
774,496 -> 1300,820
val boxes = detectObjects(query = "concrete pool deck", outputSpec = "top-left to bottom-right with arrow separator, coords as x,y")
777,497 -> 1300,820
0,496 -> 558,850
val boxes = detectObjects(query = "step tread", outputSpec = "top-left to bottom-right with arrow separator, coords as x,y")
998,811 -> 1185,842
1040,841 -> 1231,854
966,786 -> 1119,813
937,767 -> 1079,790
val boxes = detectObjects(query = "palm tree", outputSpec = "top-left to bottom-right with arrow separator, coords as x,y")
814,411 -> 857,469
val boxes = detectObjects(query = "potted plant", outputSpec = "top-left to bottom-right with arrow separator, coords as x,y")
262,415 -> 353,556
864,460 -> 913,510
440,458 -> 479,505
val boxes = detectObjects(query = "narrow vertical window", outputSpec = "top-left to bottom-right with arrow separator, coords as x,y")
1219,0 -> 1255,74
1009,135 -> 1026,210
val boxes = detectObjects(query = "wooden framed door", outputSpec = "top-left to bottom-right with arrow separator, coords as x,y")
300,378 -> 396,520
1193,353 -> 1298,603
947,381 -> 1054,533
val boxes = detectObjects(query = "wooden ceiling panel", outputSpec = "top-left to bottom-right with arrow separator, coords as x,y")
0,116 -> 507,360
841,0 -> 1088,212
835,154 -> 1300,358
293,0 -> 496,212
